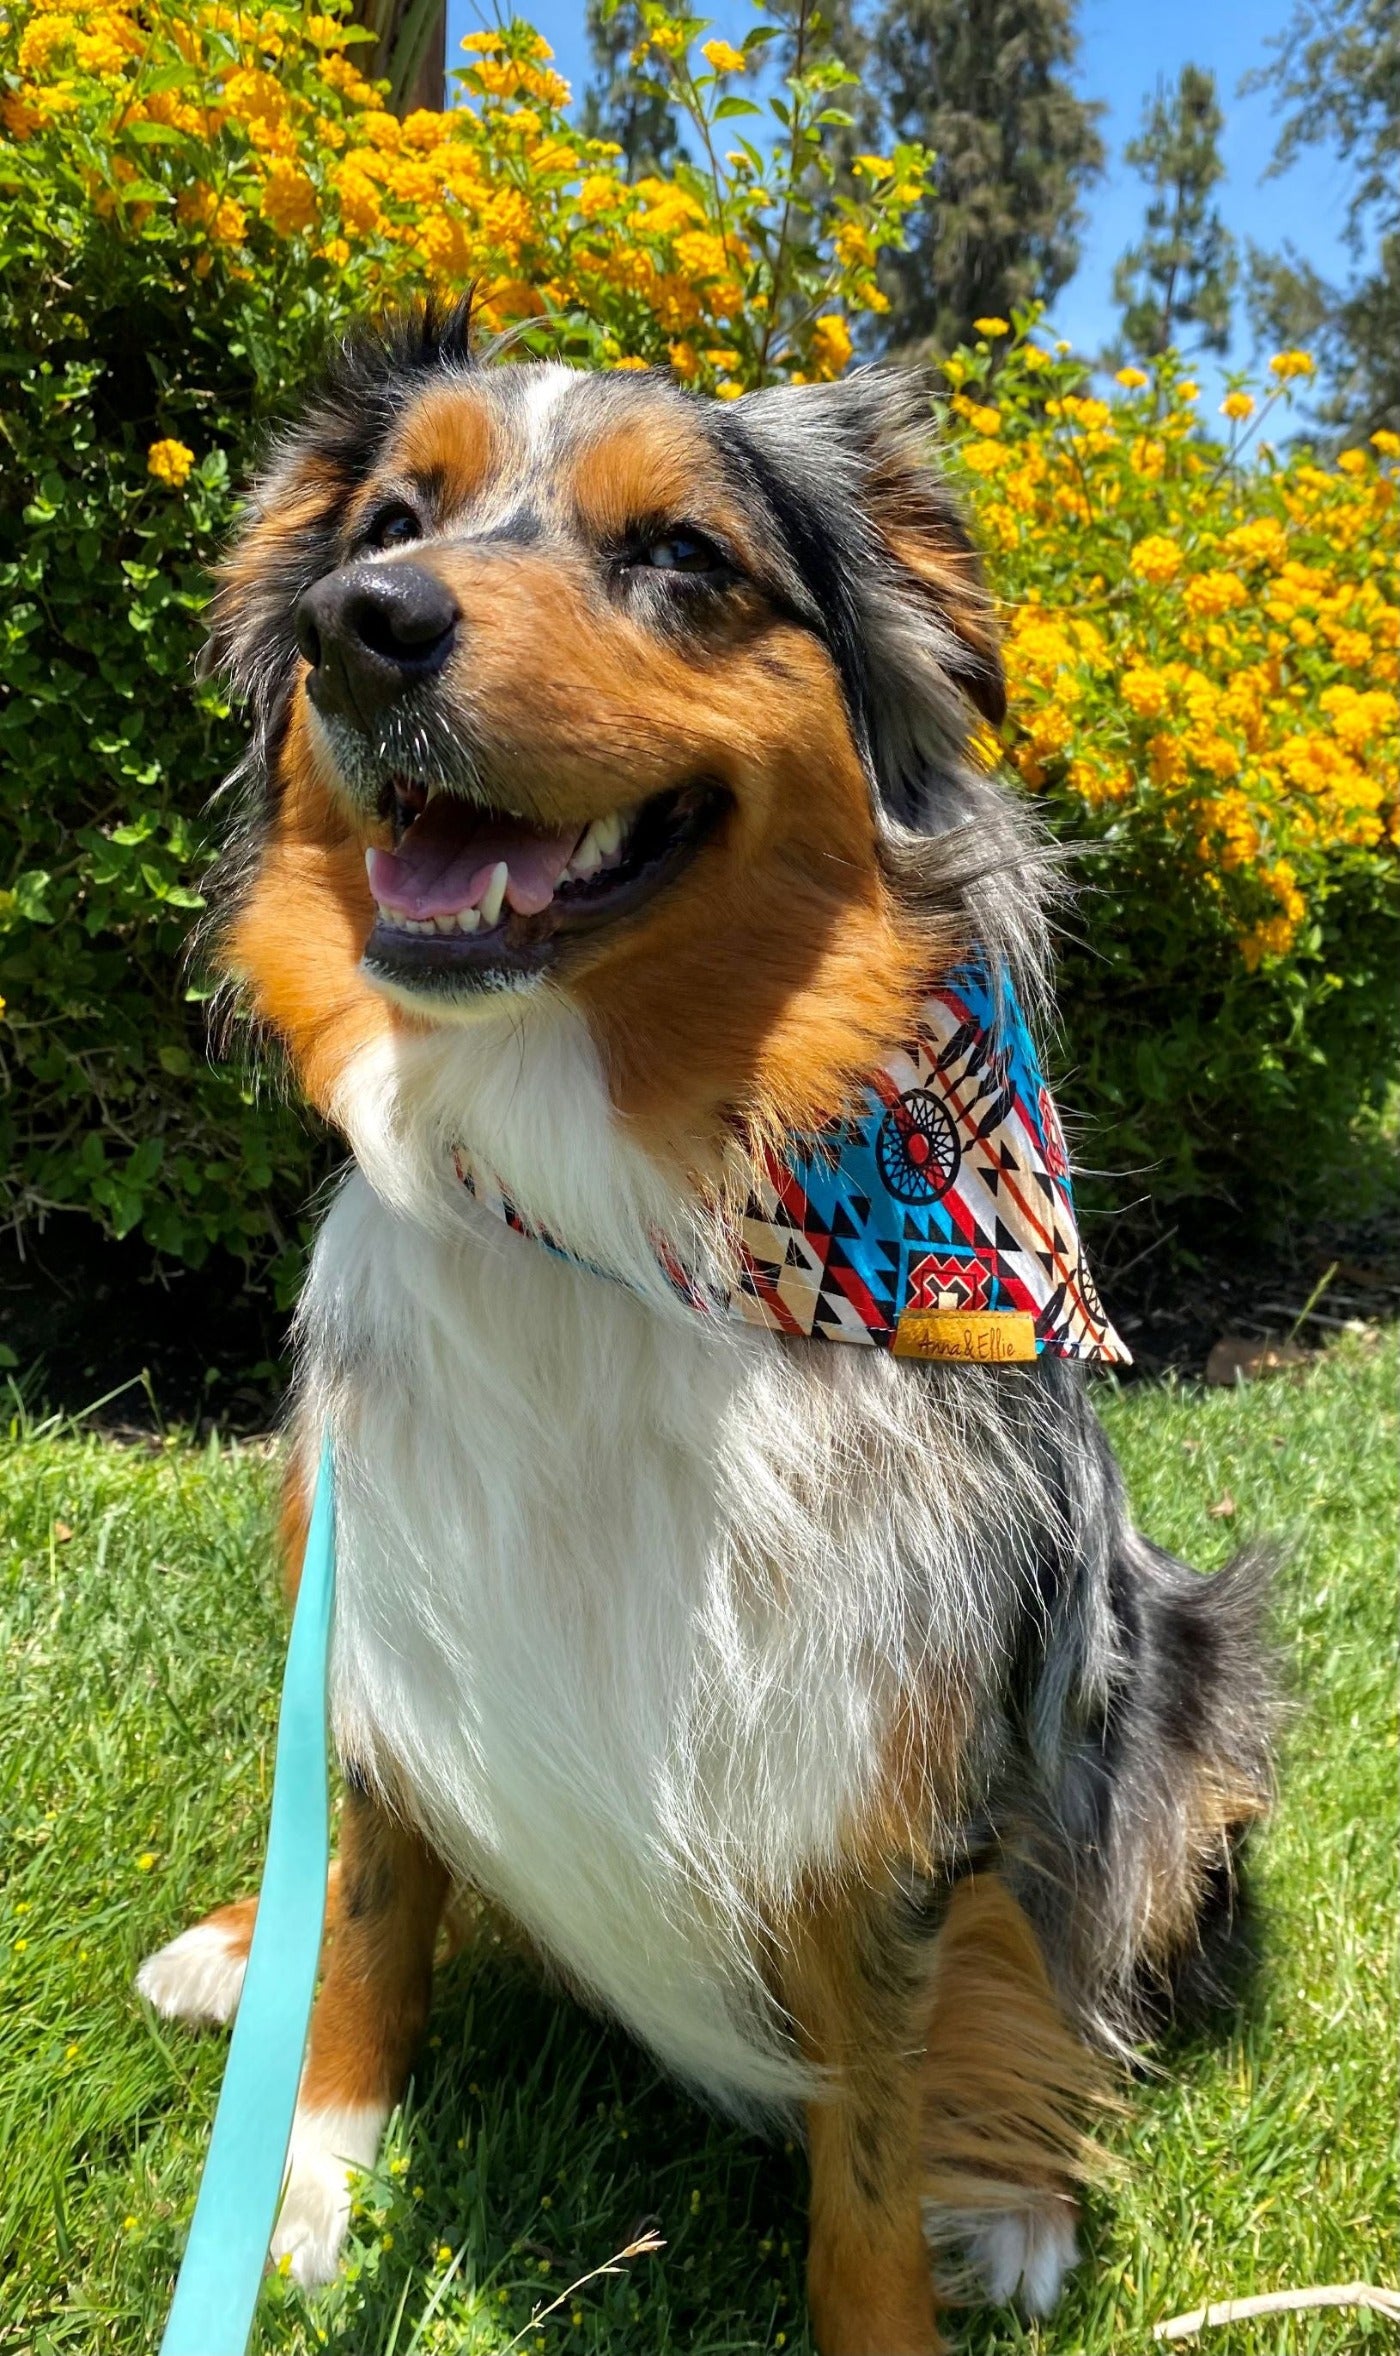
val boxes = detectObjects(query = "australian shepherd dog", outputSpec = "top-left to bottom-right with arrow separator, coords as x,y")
139,301 -> 1272,2354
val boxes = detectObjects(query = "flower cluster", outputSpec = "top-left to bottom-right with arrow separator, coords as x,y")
944,323 -> 1398,977
1,0 -> 925,394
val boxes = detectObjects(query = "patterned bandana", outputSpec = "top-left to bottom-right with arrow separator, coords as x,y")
453,960 -> 1130,1368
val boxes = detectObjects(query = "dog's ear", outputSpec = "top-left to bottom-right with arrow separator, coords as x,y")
728,369 -> 1005,832
859,389 -> 1006,731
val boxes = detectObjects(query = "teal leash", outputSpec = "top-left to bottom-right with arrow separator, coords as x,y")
160,1434 -> 335,2356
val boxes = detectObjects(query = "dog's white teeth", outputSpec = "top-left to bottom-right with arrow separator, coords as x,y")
571,826 -> 605,879
456,903 -> 480,933
433,914 -> 458,935
559,809 -> 631,887
477,861 -> 509,928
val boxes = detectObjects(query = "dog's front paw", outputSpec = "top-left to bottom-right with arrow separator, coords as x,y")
136,1917 -> 250,2026
270,2105 -> 386,2289
964,2200 -> 1080,2316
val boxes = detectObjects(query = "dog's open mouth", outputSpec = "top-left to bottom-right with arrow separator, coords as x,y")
362,779 -> 726,990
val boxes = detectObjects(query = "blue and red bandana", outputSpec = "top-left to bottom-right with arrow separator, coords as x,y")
454,961 -> 1129,1368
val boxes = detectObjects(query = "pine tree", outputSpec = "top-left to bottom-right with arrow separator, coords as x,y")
580,0 -> 683,178
1111,64 -> 1237,362
867,0 -> 1104,357
1243,0 -> 1399,440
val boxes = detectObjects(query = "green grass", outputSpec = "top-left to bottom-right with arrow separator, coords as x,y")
2,1337 -> 1395,2355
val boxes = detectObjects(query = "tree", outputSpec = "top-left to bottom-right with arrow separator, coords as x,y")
1111,64 -> 1237,363
1243,0 -> 1399,440
348,0 -> 446,116
867,0 -> 1104,357
581,0 -> 684,177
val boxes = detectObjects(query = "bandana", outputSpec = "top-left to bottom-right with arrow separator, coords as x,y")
453,960 -> 1129,1368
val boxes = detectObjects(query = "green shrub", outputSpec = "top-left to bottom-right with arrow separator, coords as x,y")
939,325 -> 1400,1255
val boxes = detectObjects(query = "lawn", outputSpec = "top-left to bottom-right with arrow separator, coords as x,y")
2,1336 -> 1395,2355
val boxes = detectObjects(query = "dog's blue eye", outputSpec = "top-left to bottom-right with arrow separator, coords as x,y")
640,532 -> 721,574
364,502 -> 422,552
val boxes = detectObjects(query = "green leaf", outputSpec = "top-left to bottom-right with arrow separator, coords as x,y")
13,872 -> 53,924
714,97 -> 763,121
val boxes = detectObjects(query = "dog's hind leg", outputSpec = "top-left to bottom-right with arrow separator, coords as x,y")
918,1871 -> 1101,2317
270,1779 -> 448,2286
137,1865 -> 342,2027
781,1876 -> 946,2356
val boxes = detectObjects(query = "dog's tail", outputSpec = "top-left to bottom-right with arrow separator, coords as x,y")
1013,1528 -> 1277,2056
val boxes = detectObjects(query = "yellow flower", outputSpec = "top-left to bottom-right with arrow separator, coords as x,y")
1121,666 -> 1171,720
852,154 -> 893,179
222,67 -> 288,138
1336,449 -> 1368,475
1224,516 -> 1289,571
1130,534 -> 1184,586
177,185 -> 248,246
835,220 -> 875,271
973,316 -> 1009,337
260,163 -> 317,237
147,439 -> 195,489
1220,390 -> 1254,421
1372,430 -> 1400,458
701,39 -> 746,72
1269,349 -> 1315,380
1176,380 -> 1199,401
1182,570 -> 1248,620
809,314 -> 853,379
135,1850 -> 158,1871
1115,366 -> 1148,389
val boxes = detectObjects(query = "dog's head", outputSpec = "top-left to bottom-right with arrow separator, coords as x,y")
212,301 -> 1038,1159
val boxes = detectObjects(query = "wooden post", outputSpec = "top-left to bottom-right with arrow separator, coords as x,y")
348,1 -> 448,118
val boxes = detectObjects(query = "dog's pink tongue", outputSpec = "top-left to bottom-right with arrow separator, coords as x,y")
366,801 -> 579,919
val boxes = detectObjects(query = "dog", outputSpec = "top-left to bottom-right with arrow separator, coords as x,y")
138,301 -> 1272,2354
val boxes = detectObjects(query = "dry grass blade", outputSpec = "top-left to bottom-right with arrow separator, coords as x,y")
1154,2280 -> 1400,2339
498,2230 -> 666,2352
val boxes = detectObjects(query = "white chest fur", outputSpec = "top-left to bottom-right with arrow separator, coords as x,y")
297,1010 -> 1035,2109
301,1172 -> 895,2104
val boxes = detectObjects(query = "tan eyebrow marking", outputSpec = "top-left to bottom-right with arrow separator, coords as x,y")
568,411 -> 760,563
378,382 -> 501,519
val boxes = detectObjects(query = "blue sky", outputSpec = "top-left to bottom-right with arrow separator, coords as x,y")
445,0 -> 1349,406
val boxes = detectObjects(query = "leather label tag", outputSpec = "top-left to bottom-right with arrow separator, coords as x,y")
893,1310 -> 1039,1364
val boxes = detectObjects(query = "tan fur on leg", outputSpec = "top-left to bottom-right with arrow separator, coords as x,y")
271,1788 -> 447,2286
782,1882 -> 945,2356
921,1874 -> 1105,2315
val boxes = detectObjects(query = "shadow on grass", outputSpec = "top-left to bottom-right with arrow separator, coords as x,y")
258,1948 -> 813,2354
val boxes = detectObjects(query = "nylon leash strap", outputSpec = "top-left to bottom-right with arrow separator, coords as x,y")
160,1434 -> 335,2356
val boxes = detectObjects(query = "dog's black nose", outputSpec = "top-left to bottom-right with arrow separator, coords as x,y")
295,563 -> 458,722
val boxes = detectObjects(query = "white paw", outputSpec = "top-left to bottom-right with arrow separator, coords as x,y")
270,2105 -> 386,2290
964,2201 -> 1080,2316
136,1920 -> 248,2026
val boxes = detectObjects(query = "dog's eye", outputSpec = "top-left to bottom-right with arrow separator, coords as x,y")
634,530 -> 726,576
362,500 -> 422,553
